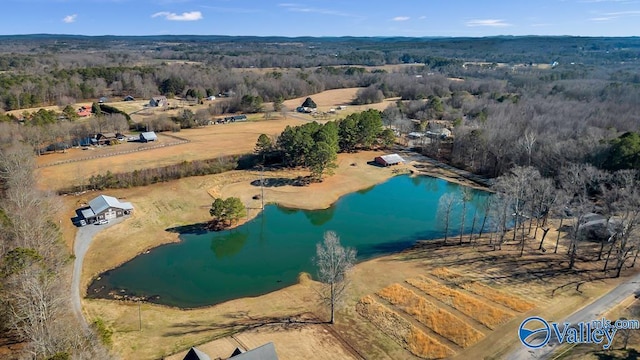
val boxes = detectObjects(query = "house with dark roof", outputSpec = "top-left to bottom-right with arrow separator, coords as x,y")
149,96 -> 168,107
139,131 -> 158,142
78,195 -> 133,224
96,132 -> 117,145
374,154 -> 405,167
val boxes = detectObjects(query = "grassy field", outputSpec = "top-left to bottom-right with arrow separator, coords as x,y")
35,117 -> 303,190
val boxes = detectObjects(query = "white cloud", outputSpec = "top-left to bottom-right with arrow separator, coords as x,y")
151,11 -> 203,21
589,10 -> 640,21
277,3 -> 362,19
63,14 -> 77,23
392,16 -> 410,21
466,19 -> 511,27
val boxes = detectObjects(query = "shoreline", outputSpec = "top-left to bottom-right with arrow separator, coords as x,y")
78,151 -> 491,292
77,151 -> 489,299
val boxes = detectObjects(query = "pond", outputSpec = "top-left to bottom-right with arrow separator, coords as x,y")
88,175 -> 490,308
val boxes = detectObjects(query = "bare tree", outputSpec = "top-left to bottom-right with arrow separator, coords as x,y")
560,163 -> 606,269
494,166 -> 541,256
610,170 -> 640,277
518,129 -> 537,167
314,231 -> 356,324
458,187 -> 473,244
437,193 -> 460,244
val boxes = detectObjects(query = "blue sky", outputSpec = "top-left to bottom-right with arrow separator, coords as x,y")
2,0 -> 639,37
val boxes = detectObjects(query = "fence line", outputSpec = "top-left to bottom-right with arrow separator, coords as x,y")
37,138 -> 190,168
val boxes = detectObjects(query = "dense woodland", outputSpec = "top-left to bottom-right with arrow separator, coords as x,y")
0,35 -> 639,358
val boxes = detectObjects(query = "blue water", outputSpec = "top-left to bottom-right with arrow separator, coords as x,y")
88,175 -> 489,308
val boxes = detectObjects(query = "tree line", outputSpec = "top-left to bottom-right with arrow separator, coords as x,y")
255,109 -> 395,180
437,165 -> 640,278
0,142 -> 112,359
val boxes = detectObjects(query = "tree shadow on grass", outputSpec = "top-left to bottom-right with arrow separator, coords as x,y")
594,349 -> 638,360
163,312 -> 325,337
250,176 -> 312,187
165,223 -> 209,235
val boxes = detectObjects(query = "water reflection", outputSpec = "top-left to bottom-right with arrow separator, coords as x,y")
210,230 -> 249,259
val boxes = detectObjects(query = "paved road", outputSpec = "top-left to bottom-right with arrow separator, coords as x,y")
504,271 -> 640,360
71,217 -> 125,329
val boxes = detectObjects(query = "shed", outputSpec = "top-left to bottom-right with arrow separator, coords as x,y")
183,347 -> 210,360
139,131 -> 158,142
375,154 -> 405,167
230,342 -> 278,360
123,95 -> 135,101
149,96 -> 168,107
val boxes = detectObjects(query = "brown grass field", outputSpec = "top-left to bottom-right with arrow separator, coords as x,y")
35,117 -> 304,190
431,268 -> 536,312
376,284 -> 484,348
406,276 -> 515,330
356,295 -> 455,359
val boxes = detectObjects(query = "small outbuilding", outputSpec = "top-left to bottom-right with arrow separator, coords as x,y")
139,131 -> 158,142
375,154 -> 405,167
149,96 -> 168,107
123,95 -> 135,101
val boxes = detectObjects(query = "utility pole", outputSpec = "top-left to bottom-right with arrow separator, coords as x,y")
260,165 -> 265,210
138,300 -> 142,331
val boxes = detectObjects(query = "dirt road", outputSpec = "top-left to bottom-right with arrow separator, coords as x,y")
504,271 -> 640,360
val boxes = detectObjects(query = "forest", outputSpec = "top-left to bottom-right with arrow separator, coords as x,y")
0,34 -> 639,359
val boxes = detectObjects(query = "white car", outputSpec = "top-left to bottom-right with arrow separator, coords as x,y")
95,219 -> 109,225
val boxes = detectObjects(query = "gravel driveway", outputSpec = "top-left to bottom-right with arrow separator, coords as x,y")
71,217 -> 126,329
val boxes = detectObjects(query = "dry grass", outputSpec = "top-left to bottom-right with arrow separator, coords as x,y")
430,268 -> 536,313
406,277 -> 514,330
35,117 -> 303,190
356,295 -> 454,359
377,284 -> 484,348
460,283 -> 536,313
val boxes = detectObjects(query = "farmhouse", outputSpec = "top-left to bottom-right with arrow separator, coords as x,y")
96,132 -> 117,145
375,154 -> 405,166
149,96 -> 168,107
79,195 -> 133,224
139,131 -> 158,142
